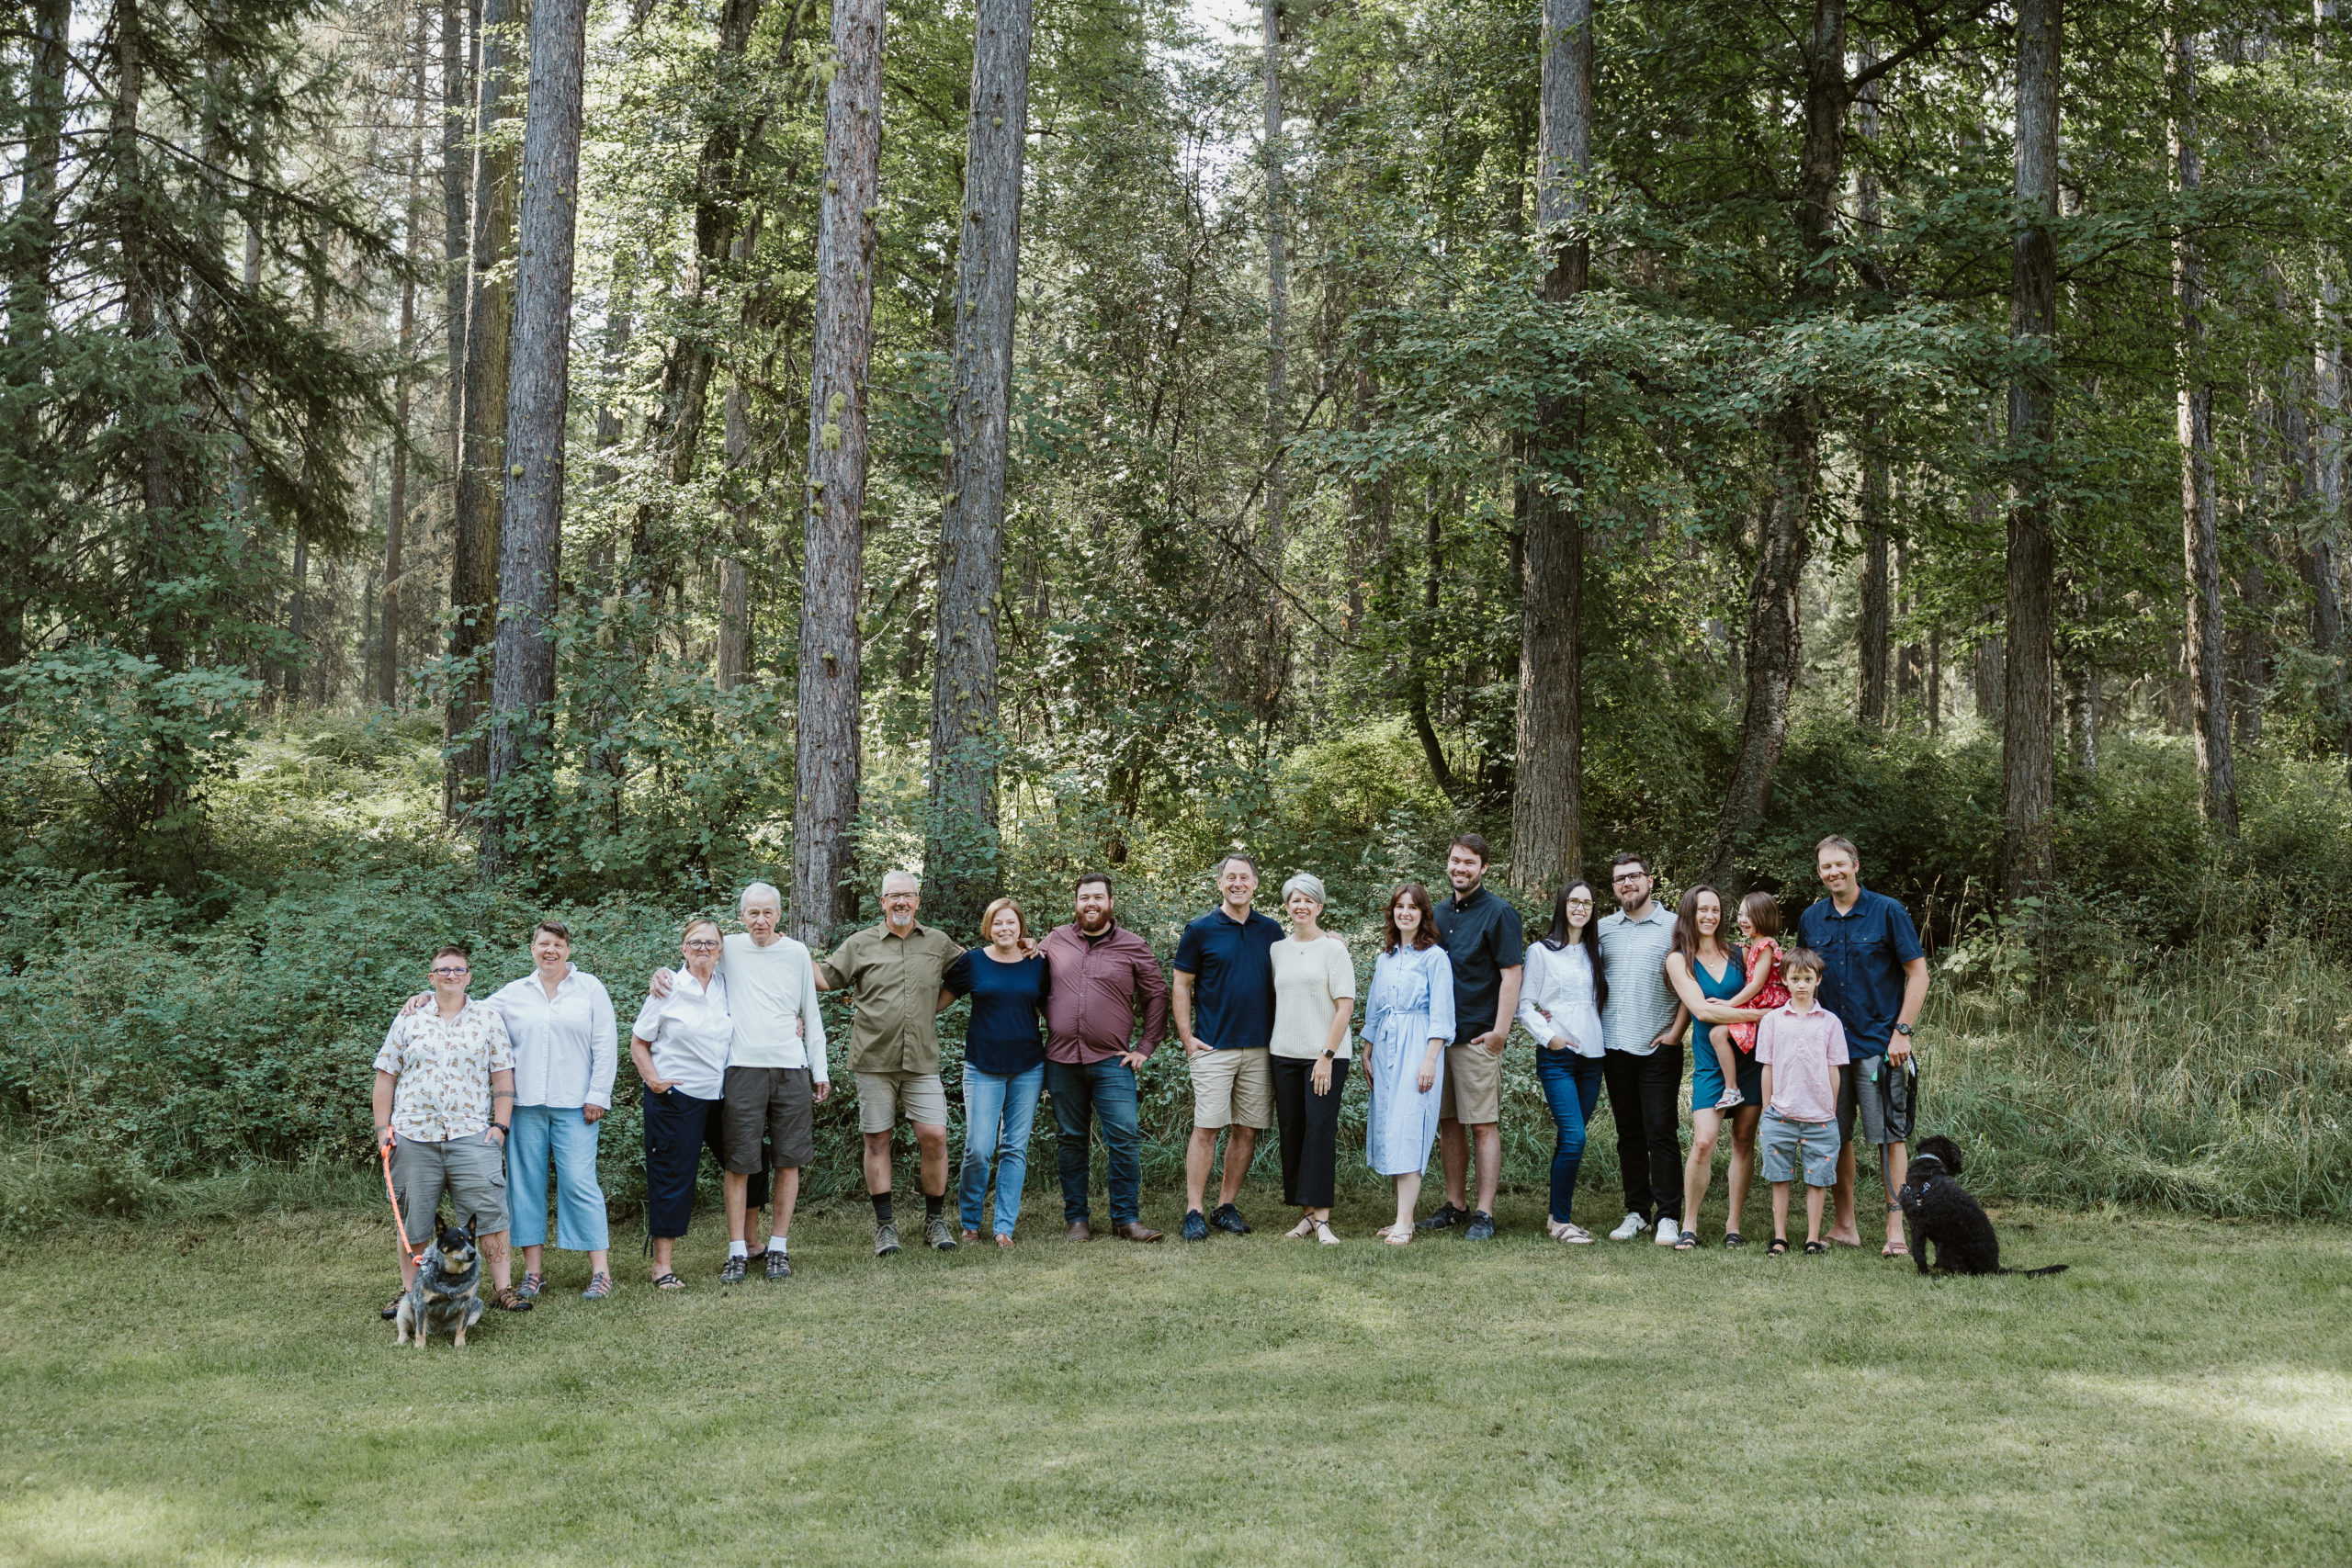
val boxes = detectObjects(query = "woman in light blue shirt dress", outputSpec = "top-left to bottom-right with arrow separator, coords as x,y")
1363,882 -> 1456,1245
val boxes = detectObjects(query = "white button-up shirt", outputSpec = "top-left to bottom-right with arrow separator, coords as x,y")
629,969 -> 731,1100
1598,902 -> 1679,1055
487,965 -> 618,1110
1517,939 -> 1605,1057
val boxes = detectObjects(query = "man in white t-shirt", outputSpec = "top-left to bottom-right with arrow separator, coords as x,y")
650,881 -> 830,1281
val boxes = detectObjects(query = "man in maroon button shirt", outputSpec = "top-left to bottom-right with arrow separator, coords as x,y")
1039,872 -> 1170,1241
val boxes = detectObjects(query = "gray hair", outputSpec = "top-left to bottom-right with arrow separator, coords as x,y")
739,881 -> 783,913
880,869 -> 921,896
1281,872 -> 1327,908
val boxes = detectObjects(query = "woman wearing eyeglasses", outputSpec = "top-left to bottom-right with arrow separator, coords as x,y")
629,918 -> 735,1290
1518,882 -> 1609,1243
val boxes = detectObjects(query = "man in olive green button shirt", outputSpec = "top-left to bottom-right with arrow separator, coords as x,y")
816,869 -> 965,1256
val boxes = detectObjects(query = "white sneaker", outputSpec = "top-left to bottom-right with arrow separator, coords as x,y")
1656,1216 -> 1680,1246
1609,1211 -> 1647,1241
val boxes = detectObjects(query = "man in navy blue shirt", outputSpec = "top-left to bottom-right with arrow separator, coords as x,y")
1171,852 -> 1283,1241
1794,834 -> 1928,1257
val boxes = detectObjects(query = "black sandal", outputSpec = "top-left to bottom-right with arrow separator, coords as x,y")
1767,1238 -> 1789,1257
1673,1230 -> 1698,1250
1804,1240 -> 1828,1255
653,1272 -> 685,1291
1723,1232 -> 1747,1248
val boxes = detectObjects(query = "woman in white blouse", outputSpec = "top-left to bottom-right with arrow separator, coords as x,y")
1518,881 -> 1609,1244
1269,872 -> 1355,1246
629,919 -> 733,1291
488,920 -> 618,1301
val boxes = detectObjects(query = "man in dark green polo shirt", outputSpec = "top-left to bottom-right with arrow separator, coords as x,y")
816,870 -> 965,1256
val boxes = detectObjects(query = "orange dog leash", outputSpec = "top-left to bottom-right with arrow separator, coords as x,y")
379,1136 -> 424,1265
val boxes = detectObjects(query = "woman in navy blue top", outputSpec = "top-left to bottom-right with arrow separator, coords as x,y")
940,897 -> 1052,1246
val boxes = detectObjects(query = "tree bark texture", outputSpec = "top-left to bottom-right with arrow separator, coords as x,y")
441,0 -> 470,476
1254,0 -> 1288,728
2,0 -> 68,676
925,0 -> 1031,934
1854,40 -> 1891,727
2311,276 -> 2348,761
793,0 -> 885,944
445,0 -> 524,818
1510,0 -> 1590,897
383,28 -> 429,708
2171,28 -> 2237,832
1999,0 -> 2060,902
482,0 -> 586,876
1704,0 -> 1843,887
718,368 -> 752,691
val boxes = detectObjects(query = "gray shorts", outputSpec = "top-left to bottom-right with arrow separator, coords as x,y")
1836,1054 -> 1914,1148
1759,1109 -> 1840,1188
721,1065 -> 816,1171
390,1130 -> 510,1236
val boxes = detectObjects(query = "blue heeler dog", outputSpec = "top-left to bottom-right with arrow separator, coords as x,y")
395,1214 -> 486,1348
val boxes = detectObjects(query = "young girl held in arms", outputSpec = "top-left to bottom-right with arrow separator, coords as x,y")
1702,892 -> 1790,1111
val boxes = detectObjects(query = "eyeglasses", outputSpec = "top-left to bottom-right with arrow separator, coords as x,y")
684,940 -> 720,951
432,966 -> 469,976
1565,897 -> 1593,908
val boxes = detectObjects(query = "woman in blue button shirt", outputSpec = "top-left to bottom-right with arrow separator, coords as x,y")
485,920 -> 617,1300
1362,883 -> 1456,1245
941,898 -> 1052,1247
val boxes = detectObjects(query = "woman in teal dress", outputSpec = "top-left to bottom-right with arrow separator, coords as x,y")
1663,886 -> 1766,1250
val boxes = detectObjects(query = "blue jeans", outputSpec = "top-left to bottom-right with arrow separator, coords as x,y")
507,1103 -> 609,1251
1046,1056 -> 1143,1228
958,1064 -> 1045,1235
1535,1050 -> 1606,1226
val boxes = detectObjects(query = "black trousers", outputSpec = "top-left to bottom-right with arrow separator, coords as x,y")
1271,1055 -> 1351,1209
1602,1043 -> 1685,1224
642,1087 -> 767,1241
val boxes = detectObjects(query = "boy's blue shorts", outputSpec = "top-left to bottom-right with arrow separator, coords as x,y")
1759,1108 -> 1841,1188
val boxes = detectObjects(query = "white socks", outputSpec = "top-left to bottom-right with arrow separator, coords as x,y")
728,1240 -> 747,1259
768,1235 -> 788,1256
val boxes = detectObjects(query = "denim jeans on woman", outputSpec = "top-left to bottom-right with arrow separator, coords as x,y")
506,1102 -> 609,1251
958,1063 -> 1046,1236
1535,1049 -> 1607,1226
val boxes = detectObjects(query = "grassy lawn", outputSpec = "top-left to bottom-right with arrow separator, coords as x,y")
1,1183 -> 2346,1567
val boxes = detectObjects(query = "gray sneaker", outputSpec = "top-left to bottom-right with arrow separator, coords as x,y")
718,1255 -> 746,1284
924,1214 -> 958,1251
765,1250 -> 791,1280
874,1222 -> 902,1257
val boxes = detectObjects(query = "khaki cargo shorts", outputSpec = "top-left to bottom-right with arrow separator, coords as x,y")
1188,1045 -> 1273,1131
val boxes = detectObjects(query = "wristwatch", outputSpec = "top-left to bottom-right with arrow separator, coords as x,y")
1893,1023 -> 1912,1036
1320,1047 -> 1336,1060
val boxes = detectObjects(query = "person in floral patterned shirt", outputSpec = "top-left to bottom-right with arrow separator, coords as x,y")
372,944 -> 531,1316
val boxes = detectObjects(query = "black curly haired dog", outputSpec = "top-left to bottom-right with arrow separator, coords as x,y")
1896,1136 -> 2066,1279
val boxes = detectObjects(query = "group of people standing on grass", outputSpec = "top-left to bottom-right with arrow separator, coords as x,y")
367,830 -> 1928,1312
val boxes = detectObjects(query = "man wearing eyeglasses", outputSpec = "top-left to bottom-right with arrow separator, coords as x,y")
1594,852 -> 1688,1247
373,944 -> 530,1317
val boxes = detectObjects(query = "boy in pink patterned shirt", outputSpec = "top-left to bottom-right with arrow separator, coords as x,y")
1753,948 -> 1848,1256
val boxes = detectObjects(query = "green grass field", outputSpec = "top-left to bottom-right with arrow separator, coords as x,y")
1,1185 -> 2346,1567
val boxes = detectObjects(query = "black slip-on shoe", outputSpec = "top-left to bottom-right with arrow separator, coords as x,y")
1415,1201 -> 1469,1232
1209,1202 -> 1251,1235
1182,1209 -> 1210,1242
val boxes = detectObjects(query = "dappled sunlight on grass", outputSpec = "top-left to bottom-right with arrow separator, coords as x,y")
2065,1368 -> 2352,1461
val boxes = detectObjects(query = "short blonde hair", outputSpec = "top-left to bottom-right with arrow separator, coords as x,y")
682,917 -> 722,943
978,897 -> 1027,942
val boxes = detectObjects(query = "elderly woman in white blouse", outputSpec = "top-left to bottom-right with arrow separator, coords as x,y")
629,918 -> 734,1291
1519,881 -> 1609,1244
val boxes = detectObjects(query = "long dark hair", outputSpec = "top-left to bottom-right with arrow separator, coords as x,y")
1382,882 -> 1441,954
1540,880 -> 1608,1013
1671,885 -> 1732,963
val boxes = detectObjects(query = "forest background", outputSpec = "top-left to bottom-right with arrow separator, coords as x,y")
1,0 -> 2347,1230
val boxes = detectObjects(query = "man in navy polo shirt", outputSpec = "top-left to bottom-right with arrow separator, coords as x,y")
1795,834 -> 1929,1257
1172,852 -> 1283,1241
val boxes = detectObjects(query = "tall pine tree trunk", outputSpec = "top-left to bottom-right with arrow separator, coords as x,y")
793,0 -> 886,944
2171,25 -> 2236,832
717,364 -> 752,691
482,0 -> 586,876
441,0 -> 471,477
1255,0 -> 1287,730
2,0 -> 67,678
1706,0 -> 1845,886
446,0 -> 524,820
925,0 -> 1030,934
1999,0 -> 2060,901
1854,40 -> 1892,727
1509,0 -> 1590,897
384,19 -> 429,708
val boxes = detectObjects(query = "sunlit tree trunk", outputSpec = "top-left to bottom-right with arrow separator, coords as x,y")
1855,39 -> 1891,728
384,18 -> 430,709
1,0 -> 67,679
1509,0 -> 1589,897
794,0 -> 886,944
446,0 -> 525,819
1255,0 -> 1288,730
482,0 -> 586,876
926,0 -> 1031,934
2000,0 -> 2060,901
2172,23 -> 2236,832
441,0 -> 472,479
